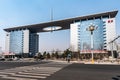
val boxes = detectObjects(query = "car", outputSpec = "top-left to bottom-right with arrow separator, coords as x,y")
0,58 -> 5,61
6,58 -> 13,61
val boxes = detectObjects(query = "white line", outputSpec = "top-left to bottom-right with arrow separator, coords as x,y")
0,72 -> 15,75
30,67 -> 62,71
2,70 -> 22,73
2,76 -> 37,80
0,74 -> 7,77
0,62 -> 70,80
23,70 -> 56,74
18,72 -> 50,76
21,71 -> 54,74
4,68 -> 32,71
0,72 -> 47,79
11,74 -> 47,79
38,67 -> 62,69
29,69 -> 60,72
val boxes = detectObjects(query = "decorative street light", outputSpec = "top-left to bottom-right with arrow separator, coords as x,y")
86,24 -> 97,64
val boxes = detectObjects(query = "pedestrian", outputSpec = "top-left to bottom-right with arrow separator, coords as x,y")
67,54 -> 71,63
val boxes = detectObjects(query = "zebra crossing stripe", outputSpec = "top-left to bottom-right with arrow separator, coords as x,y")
20,71 -> 55,74
0,62 -> 71,80
10,73 -> 47,79
0,72 -> 15,75
0,74 -> 7,77
0,71 -> 48,80
24,69 -> 59,73
2,76 -> 37,80
18,72 -> 51,76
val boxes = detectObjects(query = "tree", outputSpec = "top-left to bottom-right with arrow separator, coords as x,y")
55,51 -> 59,59
64,49 -> 71,57
43,51 -> 47,59
61,52 -> 66,59
37,52 -> 42,58
47,52 -> 51,59
51,53 -> 55,59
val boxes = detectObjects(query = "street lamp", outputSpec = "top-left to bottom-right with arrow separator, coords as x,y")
86,24 -> 97,64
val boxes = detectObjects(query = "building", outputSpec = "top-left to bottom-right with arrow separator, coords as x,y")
4,10 -> 118,58
70,15 -> 116,52
5,29 -> 39,57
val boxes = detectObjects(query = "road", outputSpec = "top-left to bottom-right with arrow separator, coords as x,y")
44,63 -> 120,80
0,61 -> 120,80
0,61 -> 45,70
0,61 -> 70,80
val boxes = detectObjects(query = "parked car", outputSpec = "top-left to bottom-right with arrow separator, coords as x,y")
6,58 -> 13,61
0,58 -> 5,61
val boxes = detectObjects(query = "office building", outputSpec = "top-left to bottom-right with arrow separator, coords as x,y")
70,17 -> 116,53
5,29 -> 39,57
4,10 -> 118,58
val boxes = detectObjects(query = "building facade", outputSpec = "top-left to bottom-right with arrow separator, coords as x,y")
4,10 -> 118,58
70,17 -> 117,54
5,29 -> 39,57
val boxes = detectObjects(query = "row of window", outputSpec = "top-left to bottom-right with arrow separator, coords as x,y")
76,18 -> 107,50
9,30 -> 39,54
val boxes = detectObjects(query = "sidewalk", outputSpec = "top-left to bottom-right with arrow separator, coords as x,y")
5,58 -> 120,65
48,59 -> 120,65
84,61 -> 120,65
47,60 -> 79,63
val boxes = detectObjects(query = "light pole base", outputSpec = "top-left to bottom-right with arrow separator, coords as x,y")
91,59 -> 94,64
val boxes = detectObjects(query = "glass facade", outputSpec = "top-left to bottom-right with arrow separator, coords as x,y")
10,30 -> 23,54
78,19 -> 105,51
29,33 -> 39,57
9,30 -> 39,56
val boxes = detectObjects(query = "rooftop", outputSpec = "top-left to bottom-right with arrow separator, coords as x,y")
4,10 -> 118,33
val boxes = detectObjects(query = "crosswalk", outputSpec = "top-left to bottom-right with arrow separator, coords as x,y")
0,62 -> 71,80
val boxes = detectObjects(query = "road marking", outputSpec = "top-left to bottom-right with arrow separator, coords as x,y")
18,72 -> 51,76
2,76 -> 37,80
0,74 -> 7,77
0,62 -> 71,80
10,74 -> 47,79
21,71 -> 55,74
0,72 -> 15,75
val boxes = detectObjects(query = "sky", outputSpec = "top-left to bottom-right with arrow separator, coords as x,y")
0,0 -> 120,52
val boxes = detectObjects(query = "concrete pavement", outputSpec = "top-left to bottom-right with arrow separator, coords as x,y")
48,59 -> 120,65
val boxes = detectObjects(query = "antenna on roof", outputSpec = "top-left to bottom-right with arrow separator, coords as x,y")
51,8 -> 53,21
51,8 -> 53,32
50,8 -> 55,32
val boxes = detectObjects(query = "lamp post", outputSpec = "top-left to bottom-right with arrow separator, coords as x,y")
86,24 -> 97,64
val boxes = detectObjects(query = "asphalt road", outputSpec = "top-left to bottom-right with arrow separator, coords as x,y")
0,61 -> 120,80
44,63 -> 120,80
0,61 -> 69,80
0,61 -> 48,70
